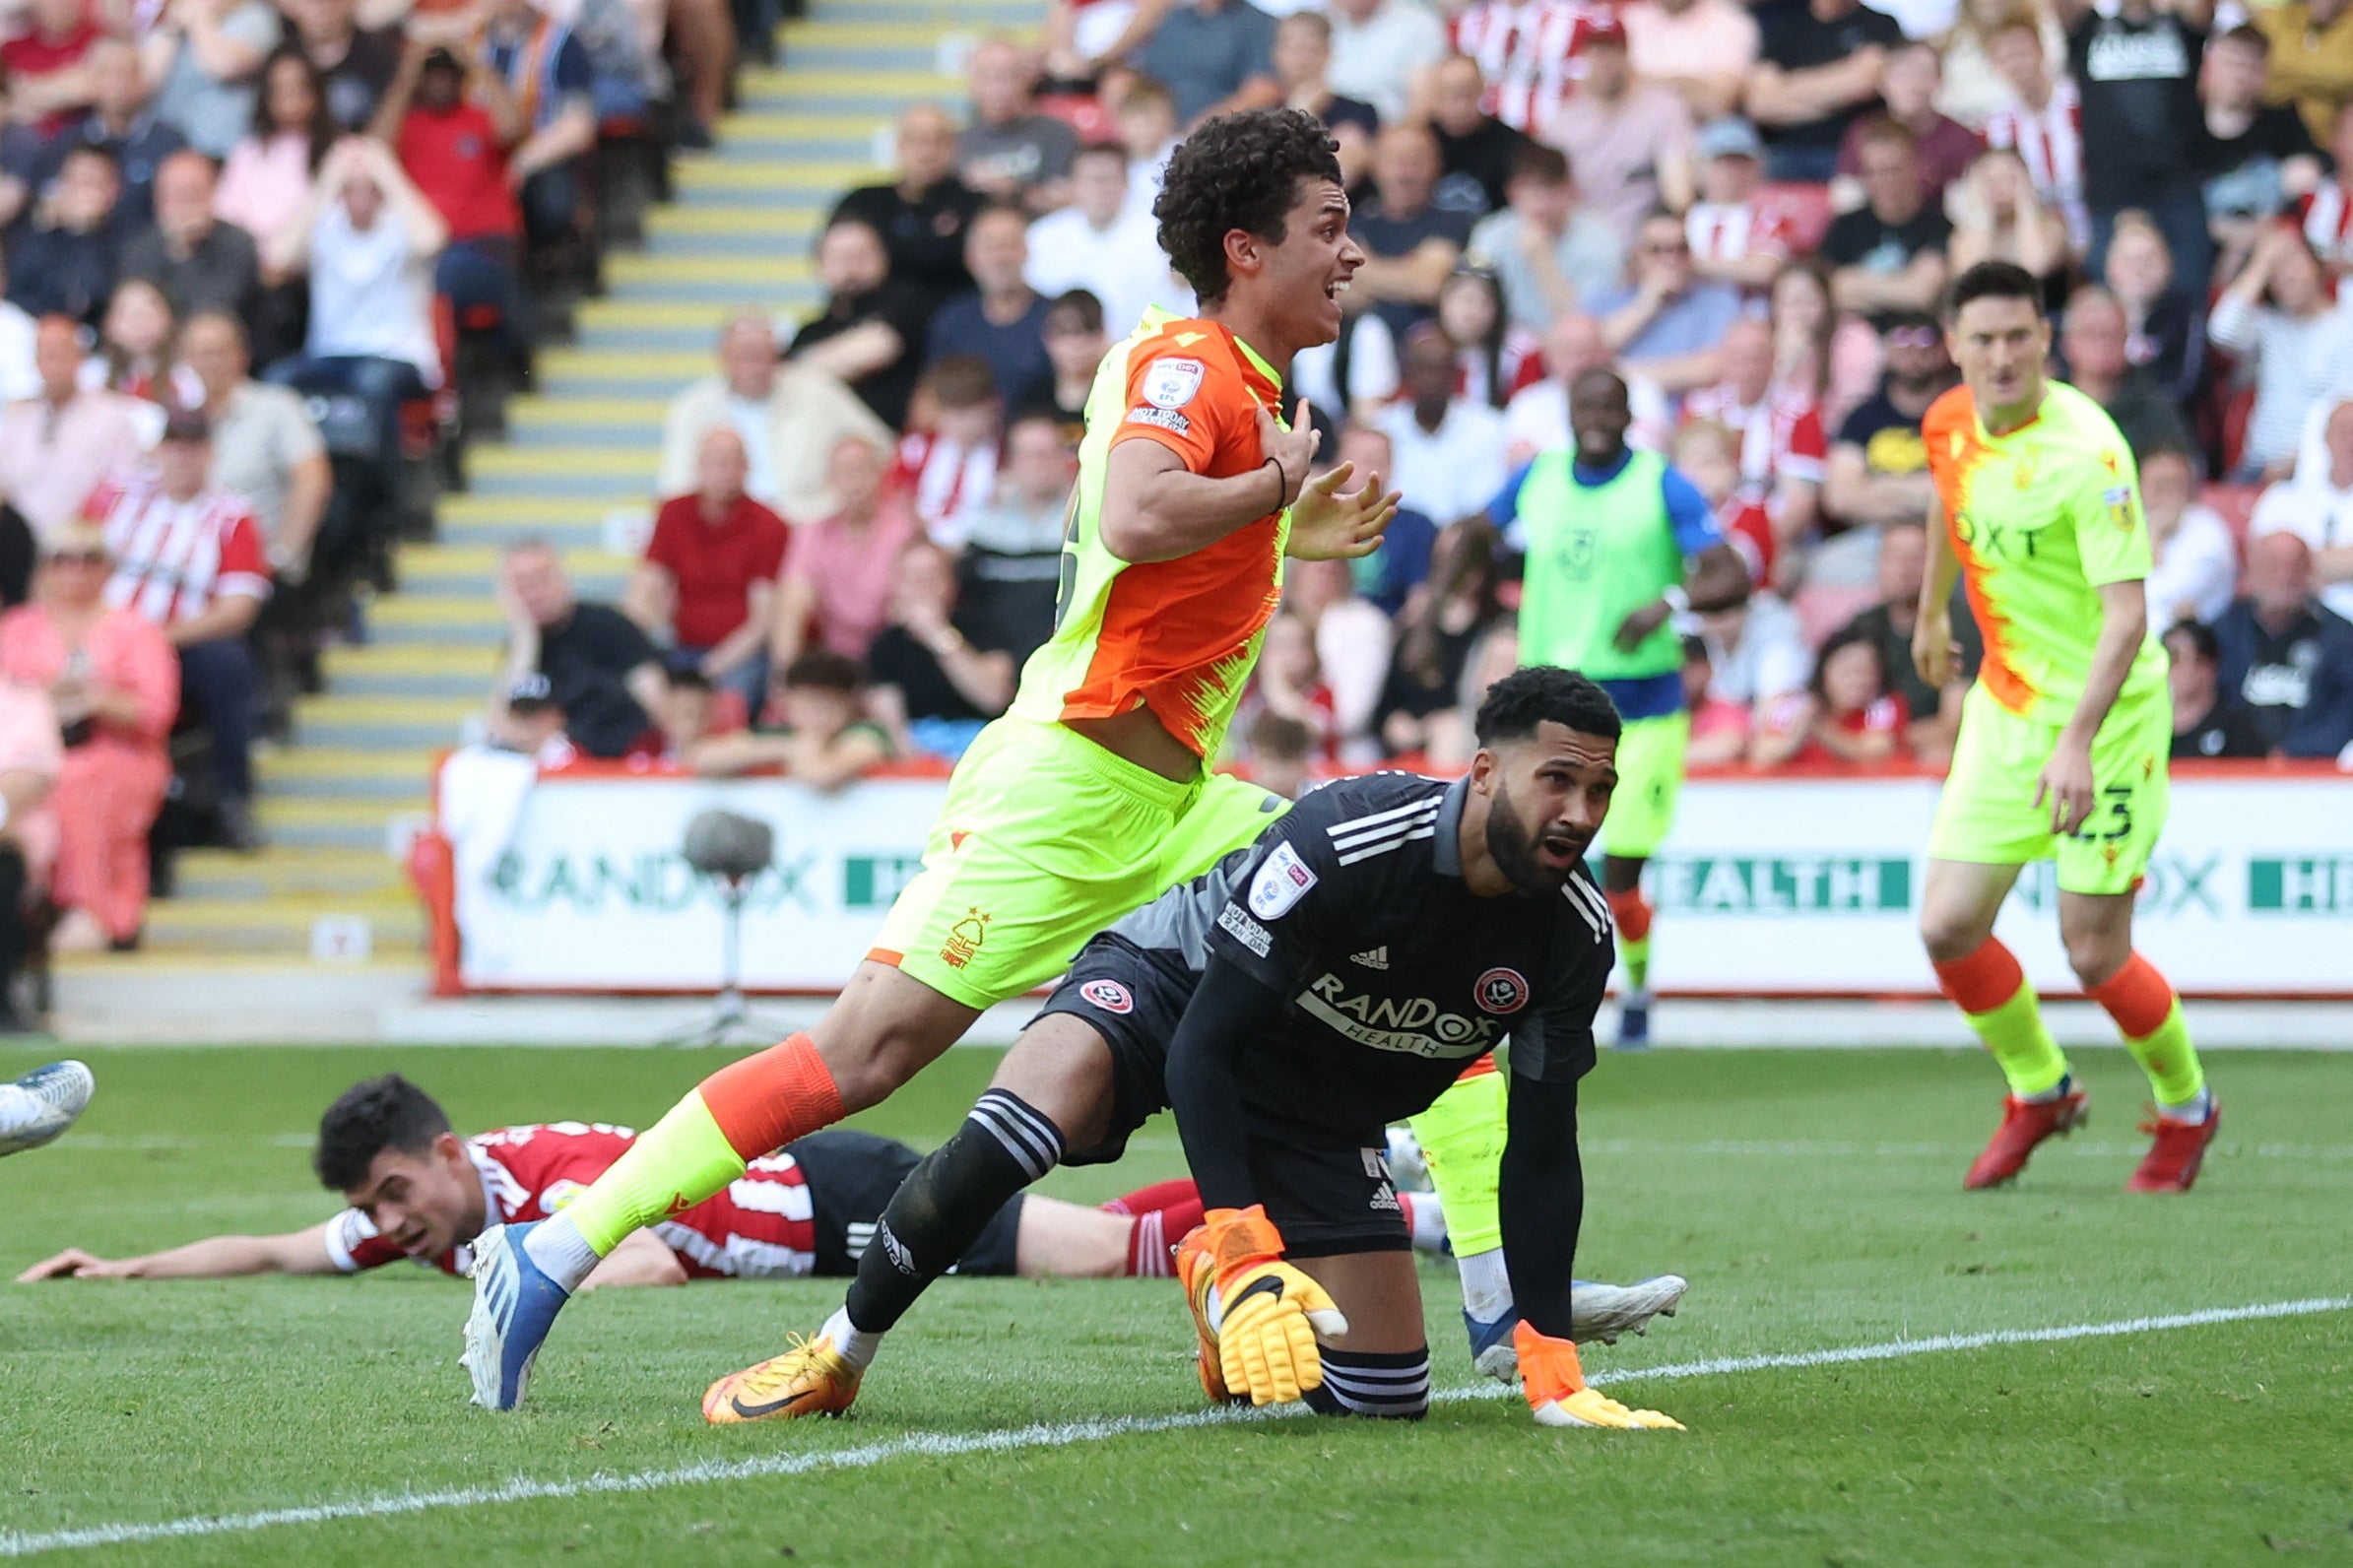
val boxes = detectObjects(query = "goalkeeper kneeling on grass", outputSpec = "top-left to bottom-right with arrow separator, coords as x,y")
1163,665 -> 1679,1429
703,665 -> 1682,1430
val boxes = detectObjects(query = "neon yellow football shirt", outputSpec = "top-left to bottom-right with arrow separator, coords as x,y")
1921,379 -> 2167,727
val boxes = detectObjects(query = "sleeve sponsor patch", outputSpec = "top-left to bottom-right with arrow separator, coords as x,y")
1141,357 -> 1206,409
2104,485 -> 2135,531
1248,840 -> 1317,919
1124,404 -> 1192,435
1216,902 -> 1274,957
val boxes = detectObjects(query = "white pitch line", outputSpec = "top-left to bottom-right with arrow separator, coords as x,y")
3,1295 -> 2344,1559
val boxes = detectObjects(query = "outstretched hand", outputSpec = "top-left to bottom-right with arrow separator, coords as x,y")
1287,460 -> 1403,561
16,1248 -> 132,1281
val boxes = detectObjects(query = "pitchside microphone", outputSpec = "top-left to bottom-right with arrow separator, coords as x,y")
683,809 -> 774,885
665,809 -> 780,1047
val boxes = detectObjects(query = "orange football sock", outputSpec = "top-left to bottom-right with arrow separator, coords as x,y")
701,1032 -> 845,1159
1933,937 -> 2069,1098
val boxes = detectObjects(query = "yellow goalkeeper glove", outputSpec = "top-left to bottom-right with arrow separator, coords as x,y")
1178,1207 -> 1348,1406
1515,1321 -> 1685,1430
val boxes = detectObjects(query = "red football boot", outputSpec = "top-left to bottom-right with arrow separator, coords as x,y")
1963,1087 -> 2090,1190
2126,1103 -> 2220,1193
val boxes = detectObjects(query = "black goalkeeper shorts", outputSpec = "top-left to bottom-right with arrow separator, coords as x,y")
787,1128 -> 1026,1278
1032,938 -> 1410,1259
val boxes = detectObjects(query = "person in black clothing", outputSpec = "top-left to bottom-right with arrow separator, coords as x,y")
2056,286 -> 2193,457
958,409 -> 1076,662
2198,26 -> 2322,279
2163,619 -> 2269,759
1823,118 -> 1953,321
1829,518 -> 1980,763
865,540 -> 1016,761
495,541 -> 665,759
777,667 -> 1688,1430
38,39 -> 184,227
1426,53 -> 1529,218
1823,311 -> 1957,534
1352,121 -> 1475,337
789,217 -> 934,430
923,204 -> 1054,411
7,146 -> 141,328
289,0 -> 403,131
1745,0 -> 1907,184
1275,13 -> 1380,187
2064,0 -> 2214,296
829,104 -> 983,311
2211,531 -> 2353,757
1375,514 -> 1502,754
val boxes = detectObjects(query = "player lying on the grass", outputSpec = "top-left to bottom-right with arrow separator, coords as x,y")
463,105 -> 1401,1410
700,667 -> 1684,1431
14,1075 -> 1253,1288
0,1060 -> 94,1157
1916,260 -> 2219,1195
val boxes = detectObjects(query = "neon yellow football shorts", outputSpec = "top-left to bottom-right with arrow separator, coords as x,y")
870,715 -> 1286,1010
1928,684 -> 2172,896
1597,710 -> 1689,862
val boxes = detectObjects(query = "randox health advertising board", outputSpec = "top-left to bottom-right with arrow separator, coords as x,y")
435,768 -> 2353,996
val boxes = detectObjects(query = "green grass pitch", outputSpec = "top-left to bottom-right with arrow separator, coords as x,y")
2,1041 -> 2348,1566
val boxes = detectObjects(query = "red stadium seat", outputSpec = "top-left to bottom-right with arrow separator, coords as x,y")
1037,93 -> 1114,143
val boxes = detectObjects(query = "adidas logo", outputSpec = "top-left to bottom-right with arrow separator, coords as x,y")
1350,947 -> 1390,969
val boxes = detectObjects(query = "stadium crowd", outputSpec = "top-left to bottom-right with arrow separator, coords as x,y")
10,0 -> 2332,1005
0,0 -> 729,1015
482,0 -> 2353,794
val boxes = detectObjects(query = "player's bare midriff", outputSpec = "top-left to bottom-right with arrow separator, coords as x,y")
1062,706 -> 1202,784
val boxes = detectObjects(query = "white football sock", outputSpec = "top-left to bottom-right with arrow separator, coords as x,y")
522,1213 -> 600,1293
822,1305 -> 883,1370
2019,1073 -> 2073,1106
1455,1247 -> 1513,1324
2157,1086 -> 2214,1125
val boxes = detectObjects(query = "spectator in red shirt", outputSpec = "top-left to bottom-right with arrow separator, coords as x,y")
374,28 -> 527,361
623,426 -> 790,715
1680,314 -> 1826,574
2,0 -> 105,139
89,407 -> 273,848
1792,622 -> 1909,768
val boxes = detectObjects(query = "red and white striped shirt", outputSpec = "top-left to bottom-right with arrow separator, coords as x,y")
325,1122 -> 823,1280
1983,78 -> 2088,251
91,473 -> 272,627
1450,0 -> 1608,134
891,429 -> 999,550
2296,180 -> 2353,272
1685,200 -> 1796,274
1680,383 -> 1827,496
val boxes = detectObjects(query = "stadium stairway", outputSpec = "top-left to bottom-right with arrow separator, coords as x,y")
59,0 -> 1032,1018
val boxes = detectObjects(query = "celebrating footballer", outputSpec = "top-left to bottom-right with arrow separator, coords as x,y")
462,105 -> 1404,1411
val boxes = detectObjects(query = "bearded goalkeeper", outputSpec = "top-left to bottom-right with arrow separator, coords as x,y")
1916,261 -> 2217,1195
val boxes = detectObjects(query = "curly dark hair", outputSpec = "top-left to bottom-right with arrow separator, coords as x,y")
1153,107 -> 1341,304
314,1074 -> 452,1192
1475,666 -> 1623,747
